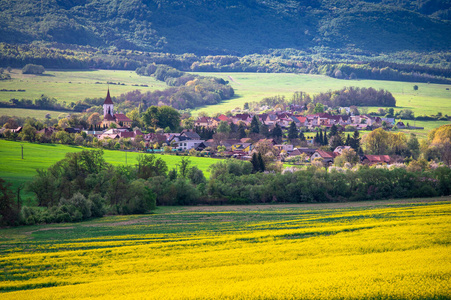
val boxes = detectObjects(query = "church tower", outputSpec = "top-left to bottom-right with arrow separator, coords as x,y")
103,88 -> 114,118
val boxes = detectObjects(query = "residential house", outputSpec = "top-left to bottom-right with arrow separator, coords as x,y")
194,116 -> 212,127
361,155 -> 393,165
231,142 -> 253,153
173,139 -> 205,151
333,146 -> 352,155
311,150 -> 336,164
274,144 -> 294,152
38,127 -> 57,137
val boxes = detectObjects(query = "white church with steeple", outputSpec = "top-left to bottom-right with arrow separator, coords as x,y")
101,89 -> 132,128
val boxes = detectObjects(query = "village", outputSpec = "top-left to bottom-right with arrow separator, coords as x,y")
1,89 -> 426,167
76,90 -> 421,166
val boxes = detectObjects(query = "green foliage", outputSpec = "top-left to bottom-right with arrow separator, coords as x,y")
142,105 -> 181,130
136,154 -> 168,179
1,0 -> 451,57
0,178 -> 20,226
22,64 -> 45,75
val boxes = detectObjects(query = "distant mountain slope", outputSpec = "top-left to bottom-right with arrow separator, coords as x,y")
0,0 -> 450,55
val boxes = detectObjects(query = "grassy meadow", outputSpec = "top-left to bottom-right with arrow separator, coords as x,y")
0,108 -> 69,119
0,198 -> 449,299
0,69 -> 167,104
0,69 -> 450,118
191,72 -> 451,117
0,140 -> 216,199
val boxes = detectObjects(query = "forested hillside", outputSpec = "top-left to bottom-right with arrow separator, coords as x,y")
1,0 -> 450,55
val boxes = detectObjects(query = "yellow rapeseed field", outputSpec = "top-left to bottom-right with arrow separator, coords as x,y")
1,199 -> 450,299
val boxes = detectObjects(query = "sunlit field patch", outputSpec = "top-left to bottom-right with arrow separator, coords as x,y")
0,199 -> 450,299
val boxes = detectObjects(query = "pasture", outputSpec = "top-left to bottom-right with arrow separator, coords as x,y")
191,72 -> 451,117
0,70 -> 450,119
0,140 -> 216,198
0,198 -> 449,299
0,69 -> 167,104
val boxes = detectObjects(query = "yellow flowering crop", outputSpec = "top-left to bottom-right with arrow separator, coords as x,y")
1,200 -> 450,299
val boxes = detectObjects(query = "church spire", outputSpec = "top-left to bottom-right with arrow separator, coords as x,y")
103,88 -> 114,105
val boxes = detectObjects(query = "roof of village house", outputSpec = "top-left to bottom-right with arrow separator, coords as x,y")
181,130 -> 201,140
296,116 -> 307,123
258,138 -> 276,145
234,113 -> 252,120
297,148 -> 317,155
114,114 -> 132,123
99,133 -> 119,140
314,150 -> 336,159
334,146 -> 352,153
317,113 -> 333,118
196,116 -> 210,123
103,89 -> 114,105
363,155 -> 392,163
119,130 -> 143,139
217,114 -> 229,122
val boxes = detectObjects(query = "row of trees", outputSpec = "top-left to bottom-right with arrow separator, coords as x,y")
2,42 -> 450,84
2,151 -> 450,226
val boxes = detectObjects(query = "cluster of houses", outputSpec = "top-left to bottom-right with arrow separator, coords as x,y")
1,90 -> 399,167
87,90 -> 398,165
195,112 -> 399,131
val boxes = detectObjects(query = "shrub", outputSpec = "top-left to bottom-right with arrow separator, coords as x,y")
22,64 -> 45,75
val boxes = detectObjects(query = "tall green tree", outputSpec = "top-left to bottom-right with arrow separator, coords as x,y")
250,116 -> 260,134
259,123 -> 270,138
287,121 -> 298,140
143,106 -> 180,131
272,123 -> 283,143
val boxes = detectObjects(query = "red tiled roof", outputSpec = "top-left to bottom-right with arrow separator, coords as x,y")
296,116 -> 307,123
217,114 -> 229,122
196,116 -> 210,123
315,150 -> 336,159
364,155 -> 391,163
103,89 -> 114,105
114,114 -> 132,122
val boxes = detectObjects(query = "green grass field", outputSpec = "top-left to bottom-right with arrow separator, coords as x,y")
0,140 -> 217,200
0,69 -> 449,137
191,72 -> 451,117
0,198 -> 449,299
1,70 -> 450,118
0,108 -> 69,119
0,69 -> 167,104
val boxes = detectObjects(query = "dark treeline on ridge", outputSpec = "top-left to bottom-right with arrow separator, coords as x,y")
1,43 -> 450,84
1,0 -> 451,84
1,0 -> 450,55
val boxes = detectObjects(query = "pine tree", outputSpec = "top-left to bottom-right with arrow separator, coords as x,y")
299,131 -> 305,141
345,134 -> 351,146
258,153 -> 265,172
272,123 -> 283,142
259,123 -> 270,138
250,116 -> 260,134
287,121 -> 298,140
329,124 -> 338,138
350,130 -> 361,150
237,123 -> 246,139
319,129 -> 324,145
251,153 -> 259,173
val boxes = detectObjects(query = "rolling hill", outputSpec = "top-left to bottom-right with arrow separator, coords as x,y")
0,0 -> 450,55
